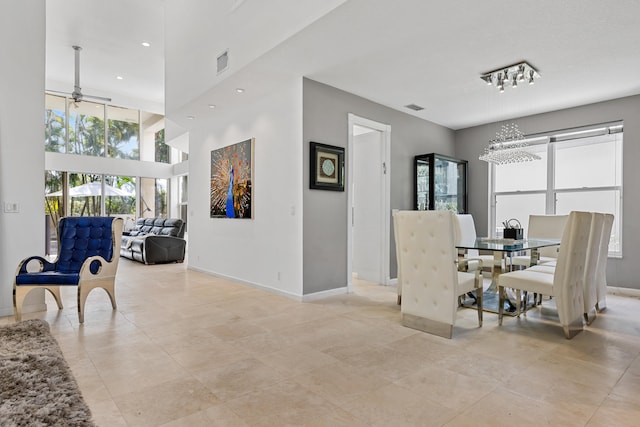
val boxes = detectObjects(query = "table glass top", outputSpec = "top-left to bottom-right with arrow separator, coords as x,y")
456,237 -> 561,252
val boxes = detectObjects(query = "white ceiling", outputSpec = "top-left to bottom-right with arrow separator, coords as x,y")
45,0 -> 165,113
46,0 -> 640,130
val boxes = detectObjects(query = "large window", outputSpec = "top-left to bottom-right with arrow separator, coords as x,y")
44,94 -> 66,153
140,177 -> 168,218
155,128 -> 169,163
178,175 -> 188,233
108,106 -> 140,159
68,101 -> 105,156
490,122 -> 623,256
44,92 -> 184,166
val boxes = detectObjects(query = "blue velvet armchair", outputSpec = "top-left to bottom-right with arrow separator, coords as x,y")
13,216 -> 123,323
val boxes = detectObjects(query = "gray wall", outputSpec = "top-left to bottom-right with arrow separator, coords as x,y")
455,94 -> 640,290
302,78 -> 455,293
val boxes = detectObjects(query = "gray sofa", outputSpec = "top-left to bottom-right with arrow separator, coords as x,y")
120,218 -> 186,264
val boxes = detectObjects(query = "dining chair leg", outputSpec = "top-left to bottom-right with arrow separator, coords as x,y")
522,291 -> 529,315
515,289 -> 522,317
498,285 -> 504,326
477,289 -> 483,327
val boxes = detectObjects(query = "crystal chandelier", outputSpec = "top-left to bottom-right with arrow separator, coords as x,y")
479,123 -> 542,164
480,61 -> 540,92
478,60 -> 542,164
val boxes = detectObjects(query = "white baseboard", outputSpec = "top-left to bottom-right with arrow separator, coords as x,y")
301,286 -> 348,302
0,303 -> 46,318
608,286 -> 640,298
187,265 -> 353,302
187,265 -> 304,301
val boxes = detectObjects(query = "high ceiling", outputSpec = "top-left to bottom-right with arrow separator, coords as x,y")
45,0 -> 165,113
46,0 -> 640,130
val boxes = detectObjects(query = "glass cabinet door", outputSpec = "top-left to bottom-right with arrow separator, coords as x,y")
416,159 -> 430,210
414,153 -> 467,214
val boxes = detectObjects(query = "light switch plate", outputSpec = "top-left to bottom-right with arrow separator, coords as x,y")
4,202 -> 19,213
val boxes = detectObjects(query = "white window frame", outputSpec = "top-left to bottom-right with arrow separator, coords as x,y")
489,122 -> 623,257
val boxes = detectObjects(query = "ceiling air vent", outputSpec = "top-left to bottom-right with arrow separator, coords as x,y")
405,104 -> 424,111
217,50 -> 229,74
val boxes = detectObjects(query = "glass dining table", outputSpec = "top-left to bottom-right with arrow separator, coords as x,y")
456,237 -> 561,311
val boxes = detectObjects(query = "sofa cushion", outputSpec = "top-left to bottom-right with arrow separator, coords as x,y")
130,218 -> 184,238
120,217 -> 185,264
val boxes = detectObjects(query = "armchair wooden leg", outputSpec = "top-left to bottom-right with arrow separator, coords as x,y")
13,284 -> 64,321
13,285 -> 24,322
77,287 -> 86,324
77,281 -> 117,323
47,286 -> 63,309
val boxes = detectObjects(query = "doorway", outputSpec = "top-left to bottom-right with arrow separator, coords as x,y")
347,114 -> 391,290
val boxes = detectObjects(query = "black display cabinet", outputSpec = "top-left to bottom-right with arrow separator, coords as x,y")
414,153 -> 468,214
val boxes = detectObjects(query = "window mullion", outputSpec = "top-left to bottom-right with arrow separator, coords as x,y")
488,163 -> 496,237
104,104 -> 108,158
546,139 -> 555,214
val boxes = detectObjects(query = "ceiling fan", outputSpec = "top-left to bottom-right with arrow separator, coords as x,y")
48,45 -> 112,105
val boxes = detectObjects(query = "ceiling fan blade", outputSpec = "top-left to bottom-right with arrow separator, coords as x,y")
46,89 -> 72,97
82,93 -> 112,102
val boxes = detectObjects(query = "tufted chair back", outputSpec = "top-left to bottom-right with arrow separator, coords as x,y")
453,214 -> 479,258
595,213 -> 614,312
131,218 -> 185,238
528,215 -> 568,258
552,211 -> 592,331
394,210 -> 482,338
57,216 -> 116,273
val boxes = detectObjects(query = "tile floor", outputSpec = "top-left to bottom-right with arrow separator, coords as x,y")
3,259 -> 640,426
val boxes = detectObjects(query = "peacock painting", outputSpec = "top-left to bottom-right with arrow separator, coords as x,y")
210,138 -> 253,218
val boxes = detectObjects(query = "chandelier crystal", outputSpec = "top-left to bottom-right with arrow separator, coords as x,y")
479,123 -> 542,164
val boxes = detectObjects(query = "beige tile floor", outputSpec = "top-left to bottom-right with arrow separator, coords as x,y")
3,259 -> 640,426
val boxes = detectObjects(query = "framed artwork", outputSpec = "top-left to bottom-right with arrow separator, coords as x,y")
210,138 -> 254,218
310,141 -> 345,191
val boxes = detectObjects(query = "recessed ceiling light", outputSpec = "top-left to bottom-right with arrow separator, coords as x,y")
187,115 -> 195,120
208,104 -> 216,109
235,88 -> 245,93
116,76 -> 124,80
141,42 -> 151,47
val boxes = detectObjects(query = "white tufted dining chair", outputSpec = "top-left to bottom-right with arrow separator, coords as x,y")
453,214 -> 495,272
392,209 -> 403,305
526,212 -> 612,324
498,211 -> 592,339
595,214 -> 614,312
393,210 -> 483,339
578,212 -> 604,324
511,214 -> 568,268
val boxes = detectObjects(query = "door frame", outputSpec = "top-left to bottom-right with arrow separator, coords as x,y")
347,113 -> 391,291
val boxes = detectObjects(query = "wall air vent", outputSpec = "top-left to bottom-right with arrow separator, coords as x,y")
217,50 -> 229,74
405,104 -> 424,111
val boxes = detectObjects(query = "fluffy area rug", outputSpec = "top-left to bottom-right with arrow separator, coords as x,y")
0,319 -> 95,427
